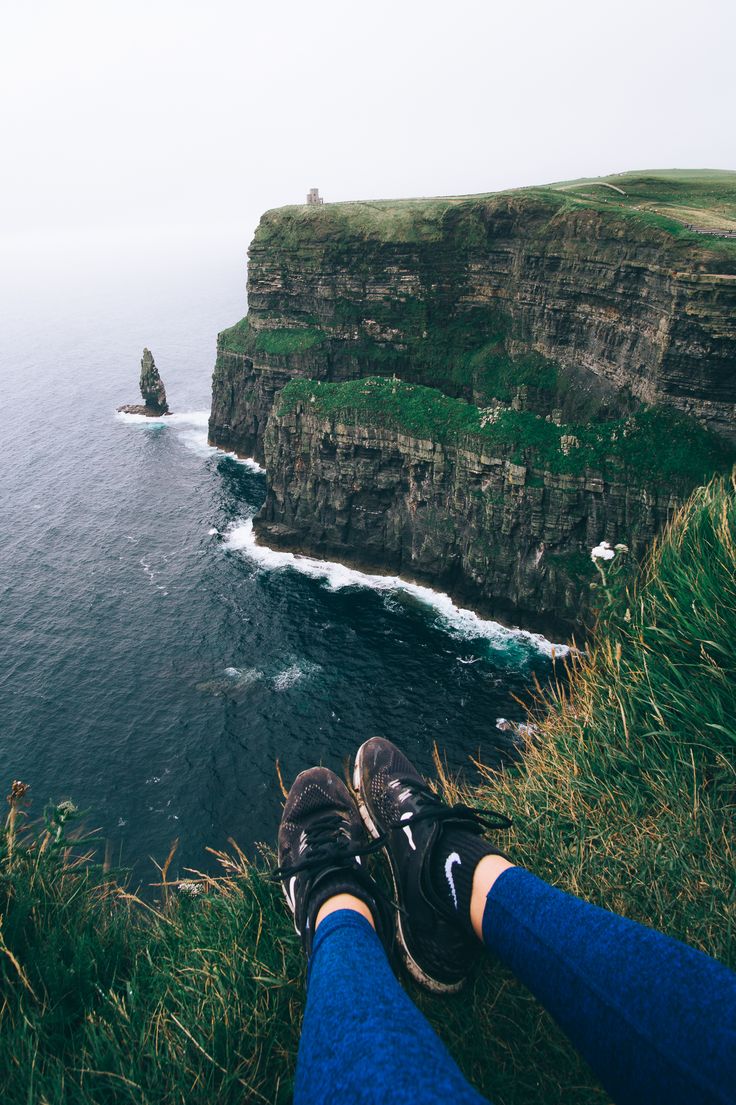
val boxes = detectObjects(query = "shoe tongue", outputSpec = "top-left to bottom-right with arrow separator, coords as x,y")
418,818 -> 453,911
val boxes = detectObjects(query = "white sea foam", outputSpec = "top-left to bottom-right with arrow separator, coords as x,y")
224,519 -> 568,658
115,409 -> 264,471
195,666 -> 264,696
272,664 -> 306,692
272,659 -> 321,692
139,556 -> 155,582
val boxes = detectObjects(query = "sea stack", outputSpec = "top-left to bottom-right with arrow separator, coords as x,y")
118,348 -> 171,416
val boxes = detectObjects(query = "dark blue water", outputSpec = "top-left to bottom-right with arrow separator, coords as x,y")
0,226 -> 562,883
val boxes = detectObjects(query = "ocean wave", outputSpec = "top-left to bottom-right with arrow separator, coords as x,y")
115,409 -> 264,471
224,519 -> 568,658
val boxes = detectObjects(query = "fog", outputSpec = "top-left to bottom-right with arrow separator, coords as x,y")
1,0 -> 734,244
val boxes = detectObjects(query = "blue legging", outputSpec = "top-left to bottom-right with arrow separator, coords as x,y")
294,868 -> 736,1105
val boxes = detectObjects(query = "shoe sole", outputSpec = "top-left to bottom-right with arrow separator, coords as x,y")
353,741 -> 465,995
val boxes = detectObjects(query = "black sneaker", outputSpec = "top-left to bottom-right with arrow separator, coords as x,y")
353,737 -> 511,993
275,766 -> 389,955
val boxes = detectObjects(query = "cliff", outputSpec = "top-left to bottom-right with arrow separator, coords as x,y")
254,378 -> 729,634
209,172 -> 736,630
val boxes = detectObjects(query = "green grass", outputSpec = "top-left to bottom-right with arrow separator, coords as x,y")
218,320 -> 326,358
253,328 -> 326,356
531,170 -> 736,252
277,376 -> 734,486
218,317 -> 252,354
1,474 -> 734,1103
254,170 -> 736,255
483,473 -> 736,946
0,829 -> 302,1104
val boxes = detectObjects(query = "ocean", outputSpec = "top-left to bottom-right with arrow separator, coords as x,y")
0,224 -> 563,885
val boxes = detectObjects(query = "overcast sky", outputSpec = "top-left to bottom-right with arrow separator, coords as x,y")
1,0 -> 734,242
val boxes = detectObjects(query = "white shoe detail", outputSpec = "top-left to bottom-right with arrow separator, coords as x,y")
400,811 -> 416,851
445,852 -> 461,909
285,875 -> 298,915
398,788 -> 411,802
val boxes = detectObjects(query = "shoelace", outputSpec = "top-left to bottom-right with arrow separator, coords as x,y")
272,811 -> 400,935
272,811 -> 387,881
391,777 -> 512,834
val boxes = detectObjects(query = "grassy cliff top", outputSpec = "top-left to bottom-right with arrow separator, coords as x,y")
254,170 -> 736,253
278,376 -> 735,485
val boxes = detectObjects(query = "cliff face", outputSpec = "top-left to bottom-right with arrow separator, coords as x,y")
254,379 -> 726,634
209,177 -> 736,631
209,191 -> 736,463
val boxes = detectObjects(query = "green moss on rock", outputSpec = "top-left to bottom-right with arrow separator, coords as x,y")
254,328 -> 326,356
218,317 -> 252,354
278,376 -> 735,486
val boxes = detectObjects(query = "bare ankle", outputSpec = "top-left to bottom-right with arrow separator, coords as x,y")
315,893 -> 376,931
469,855 -> 515,939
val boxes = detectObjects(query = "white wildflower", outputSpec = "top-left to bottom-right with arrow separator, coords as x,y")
177,880 -> 204,897
479,405 -> 501,427
591,541 -> 615,561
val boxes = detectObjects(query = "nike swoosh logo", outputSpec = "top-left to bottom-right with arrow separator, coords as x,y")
445,851 -> 461,909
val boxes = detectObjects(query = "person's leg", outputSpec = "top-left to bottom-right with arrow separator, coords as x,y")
475,859 -> 736,1105
275,767 -> 490,1105
294,905 -> 489,1105
354,738 -> 736,1105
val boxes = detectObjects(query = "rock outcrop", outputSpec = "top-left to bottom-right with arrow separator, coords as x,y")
209,176 -> 736,631
118,349 -> 170,416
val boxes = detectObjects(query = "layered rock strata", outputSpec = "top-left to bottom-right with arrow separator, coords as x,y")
255,396 -> 693,636
209,193 -> 736,463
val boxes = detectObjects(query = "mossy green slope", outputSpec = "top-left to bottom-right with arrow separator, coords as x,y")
2,475 -> 734,1104
279,376 -> 734,484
